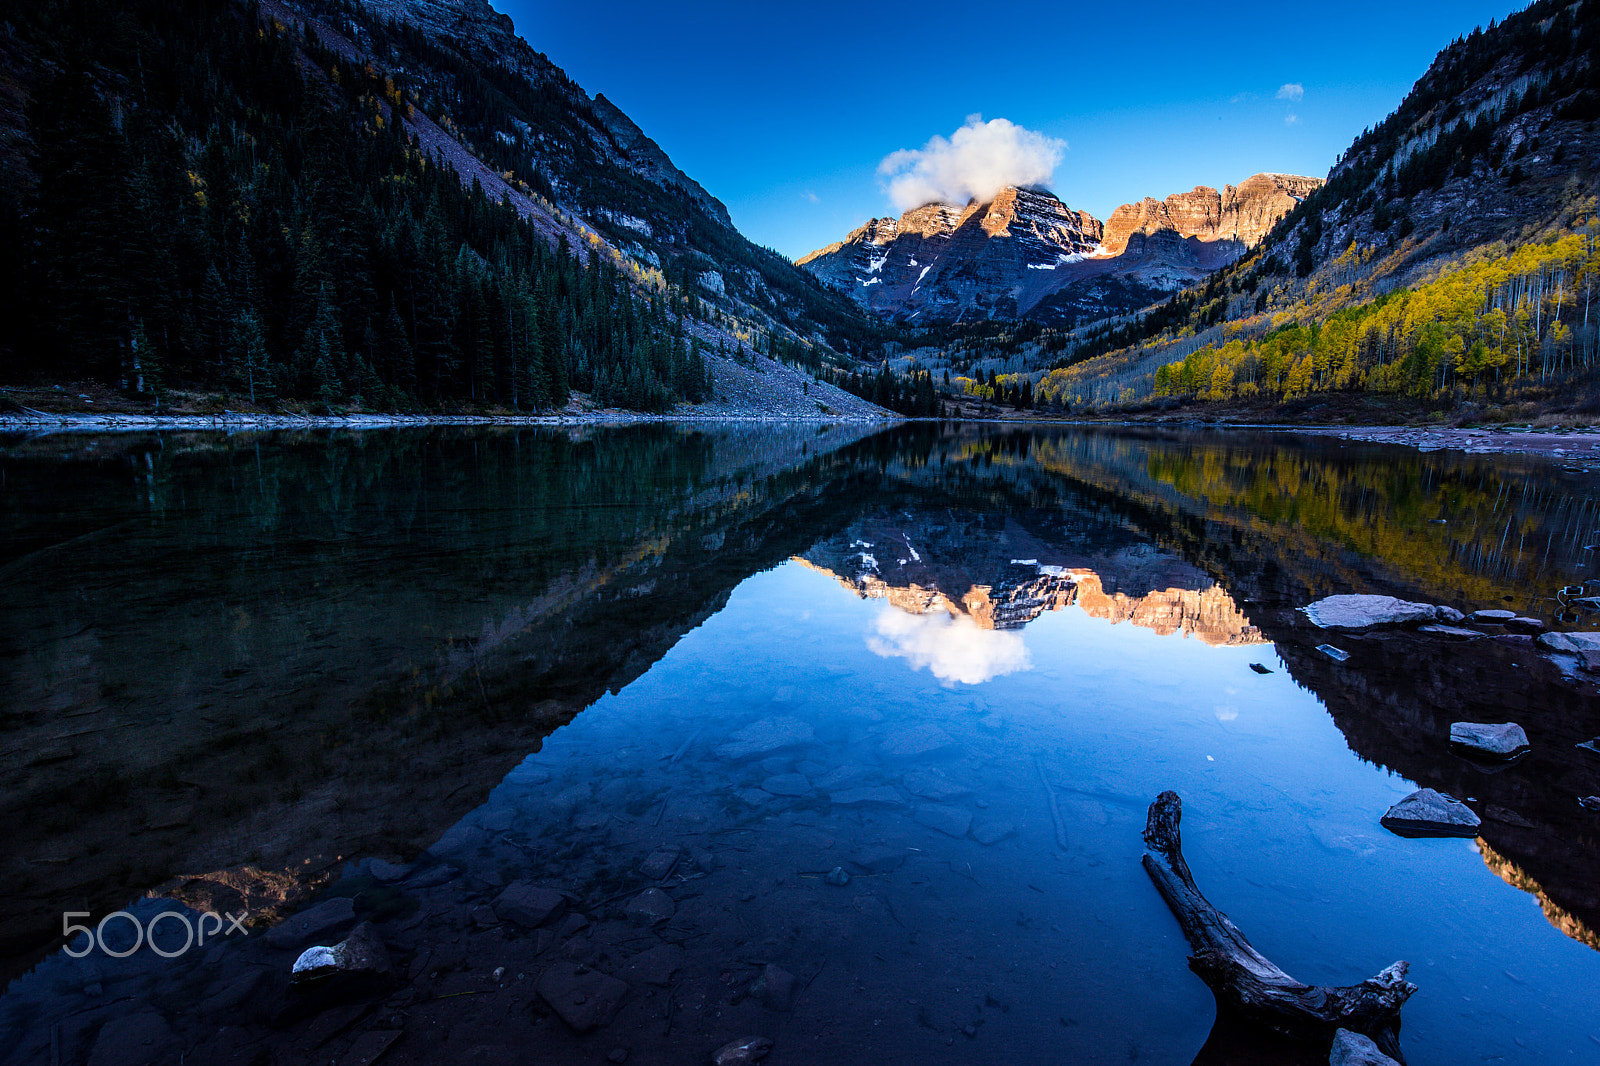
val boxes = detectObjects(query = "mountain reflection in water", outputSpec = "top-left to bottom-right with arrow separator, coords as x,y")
2,423 -> 1599,1066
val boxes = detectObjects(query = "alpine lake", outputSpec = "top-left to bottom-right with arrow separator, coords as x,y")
2,422 -> 1599,1066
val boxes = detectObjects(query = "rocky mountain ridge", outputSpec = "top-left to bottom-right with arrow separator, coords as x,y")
1031,0 -> 1600,412
798,174 -> 1319,326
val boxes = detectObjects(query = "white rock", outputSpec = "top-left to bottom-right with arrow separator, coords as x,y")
1329,1028 -> 1401,1066
1536,631 -> 1600,654
1303,595 -> 1440,629
1449,721 -> 1529,757
1380,788 -> 1480,837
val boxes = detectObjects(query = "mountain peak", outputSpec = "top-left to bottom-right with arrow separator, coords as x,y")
798,173 -> 1317,325
1101,173 -> 1322,256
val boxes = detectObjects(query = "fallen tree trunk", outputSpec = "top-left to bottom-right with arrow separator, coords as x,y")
1141,791 -> 1415,1063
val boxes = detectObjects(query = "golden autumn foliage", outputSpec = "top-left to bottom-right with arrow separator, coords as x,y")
1147,229 -> 1599,404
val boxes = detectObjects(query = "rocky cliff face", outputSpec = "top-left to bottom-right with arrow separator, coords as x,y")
1101,173 -> 1323,255
798,174 -> 1319,326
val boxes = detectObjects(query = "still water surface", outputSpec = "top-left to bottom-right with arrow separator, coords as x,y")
2,423 -> 1598,1065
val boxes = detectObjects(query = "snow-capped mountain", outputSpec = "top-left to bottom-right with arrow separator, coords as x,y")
797,174 -> 1320,326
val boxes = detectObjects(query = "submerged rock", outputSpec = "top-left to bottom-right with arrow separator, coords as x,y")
849,846 -> 906,872
1434,606 -> 1466,623
830,786 -> 904,807
971,821 -> 1016,846
495,882 -> 567,928
639,845 -> 681,880
537,961 -> 629,1032
713,1036 -> 774,1066
619,943 -> 682,986
1449,721 -> 1530,758
624,888 -> 675,925
716,717 -> 815,760
811,764 -> 869,790
266,898 -> 356,951
289,921 -> 394,997
878,724 -> 957,758
1329,1028 -> 1400,1066
86,1012 -> 180,1066
749,963 -> 796,1010
1380,788 -> 1480,837
1417,624 -> 1483,640
1316,644 -> 1351,663
364,858 -> 410,883
1303,595 -> 1440,629
901,769 -> 971,800
823,867 -> 851,886
913,804 -> 973,838
761,773 -> 812,797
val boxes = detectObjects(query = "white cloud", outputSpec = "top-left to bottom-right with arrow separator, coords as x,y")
803,190 -> 820,204
866,607 -> 1032,686
1276,83 -> 1304,102
878,115 -> 1066,212
1284,114 -> 1300,126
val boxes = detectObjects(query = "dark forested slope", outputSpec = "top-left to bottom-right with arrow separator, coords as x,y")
0,0 -> 885,414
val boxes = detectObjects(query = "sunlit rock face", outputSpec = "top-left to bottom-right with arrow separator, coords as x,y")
797,174 -> 1320,325
1099,173 -> 1323,255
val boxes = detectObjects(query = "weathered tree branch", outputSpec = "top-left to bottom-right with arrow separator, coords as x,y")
1141,791 -> 1415,1063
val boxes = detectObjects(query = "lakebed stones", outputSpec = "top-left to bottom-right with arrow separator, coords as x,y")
1380,788 -> 1481,837
364,858 -> 410,883
913,804 -> 973,839
1303,595 -> 1445,629
878,724 -> 957,758
624,888 -> 675,925
289,921 -> 394,998
972,821 -> 1016,846
1416,624 -> 1483,640
638,845 -> 681,880
1449,721 -> 1530,758
265,898 -> 356,951
749,963 -> 796,1011
495,882 -> 567,928
713,1036 -> 774,1066
1329,1028 -> 1401,1066
830,786 -> 905,807
850,846 -> 906,873
536,961 -> 629,1032
86,1011 -> 180,1066
619,943 -> 682,986
760,773 -> 812,797
901,769 -> 970,799
716,717 -> 815,760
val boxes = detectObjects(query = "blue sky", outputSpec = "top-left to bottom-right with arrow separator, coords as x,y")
492,0 -> 1522,260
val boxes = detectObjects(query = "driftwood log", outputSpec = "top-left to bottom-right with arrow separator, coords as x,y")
1141,791 -> 1415,1063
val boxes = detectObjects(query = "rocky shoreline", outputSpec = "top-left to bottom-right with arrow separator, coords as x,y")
1293,424 -> 1600,461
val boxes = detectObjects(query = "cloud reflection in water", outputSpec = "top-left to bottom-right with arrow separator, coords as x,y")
866,606 -> 1032,686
